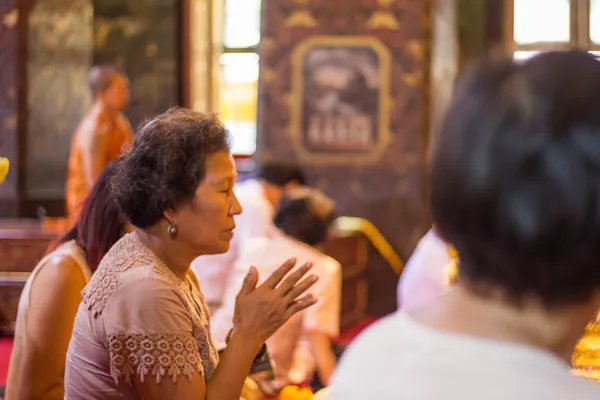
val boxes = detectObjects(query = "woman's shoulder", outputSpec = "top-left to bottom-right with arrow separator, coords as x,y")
96,233 -> 158,271
82,233 -> 178,316
30,250 -> 88,296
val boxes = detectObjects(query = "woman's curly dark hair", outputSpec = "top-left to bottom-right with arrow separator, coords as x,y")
111,108 -> 230,228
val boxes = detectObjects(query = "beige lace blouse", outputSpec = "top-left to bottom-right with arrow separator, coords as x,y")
64,233 -> 219,399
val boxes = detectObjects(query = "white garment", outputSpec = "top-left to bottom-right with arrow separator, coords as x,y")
210,231 -> 342,384
13,239 -> 91,336
5,240 -> 90,400
191,179 -> 274,309
397,229 -> 451,309
330,312 -> 600,400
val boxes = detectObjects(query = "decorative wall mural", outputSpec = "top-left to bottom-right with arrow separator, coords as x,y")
290,36 -> 391,164
258,0 -> 432,315
0,2 -> 19,202
93,0 -> 181,131
27,0 -> 93,199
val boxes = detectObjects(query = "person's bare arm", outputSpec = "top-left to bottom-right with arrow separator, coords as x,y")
133,259 -> 317,400
15,255 -> 87,400
81,126 -> 109,188
133,331 -> 260,400
303,260 -> 342,387
305,331 -> 337,386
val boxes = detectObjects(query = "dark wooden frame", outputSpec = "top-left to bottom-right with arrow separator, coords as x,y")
222,0 -> 260,160
505,0 -> 600,55
180,0 -> 191,108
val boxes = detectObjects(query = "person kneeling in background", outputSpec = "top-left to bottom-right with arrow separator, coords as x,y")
212,186 -> 342,394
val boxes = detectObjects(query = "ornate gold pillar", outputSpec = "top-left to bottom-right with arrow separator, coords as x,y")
189,0 -> 222,113
430,0 -> 458,142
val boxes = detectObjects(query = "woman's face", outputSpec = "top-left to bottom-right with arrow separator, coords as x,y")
170,151 -> 242,255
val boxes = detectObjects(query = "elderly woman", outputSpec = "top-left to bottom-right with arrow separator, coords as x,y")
6,163 -> 127,400
331,51 -> 600,399
64,108 -> 318,400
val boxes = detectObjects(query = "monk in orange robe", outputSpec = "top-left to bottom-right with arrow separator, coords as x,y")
66,65 -> 133,221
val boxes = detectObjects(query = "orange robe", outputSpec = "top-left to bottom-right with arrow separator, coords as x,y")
65,106 -> 133,221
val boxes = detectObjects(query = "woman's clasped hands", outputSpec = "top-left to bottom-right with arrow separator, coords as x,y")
233,257 -> 319,345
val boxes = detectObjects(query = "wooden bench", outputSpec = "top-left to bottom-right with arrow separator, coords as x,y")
0,220 -> 58,335
0,219 -> 373,335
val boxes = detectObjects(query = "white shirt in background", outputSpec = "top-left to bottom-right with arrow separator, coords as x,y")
191,179 -> 274,309
210,230 -> 342,385
397,229 -> 451,309
330,311 -> 600,400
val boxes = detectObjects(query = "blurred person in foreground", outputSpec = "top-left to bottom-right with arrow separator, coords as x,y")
331,51 -> 600,399
396,225 -> 452,309
66,64 -> 133,221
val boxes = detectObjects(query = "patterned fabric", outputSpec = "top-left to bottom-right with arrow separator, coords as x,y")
82,233 -> 160,317
65,233 -> 219,399
108,333 -> 203,384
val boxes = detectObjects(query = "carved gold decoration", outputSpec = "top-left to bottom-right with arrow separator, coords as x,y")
572,322 -> 600,382
284,0 -> 317,28
0,158 -> 10,184
261,37 -> 277,52
189,0 -> 213,111
366,0 -> 399,30
333,216 -> 404,274
2,8 -> 18,29
54,17 -> 69,34
261,67 -> 276,83
289,36 -> 393,165
284,10 -> 318,28
366,11 -> 399,30
401,71 -> 421,86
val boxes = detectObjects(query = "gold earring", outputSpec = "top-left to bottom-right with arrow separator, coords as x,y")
167,224 -> 177,237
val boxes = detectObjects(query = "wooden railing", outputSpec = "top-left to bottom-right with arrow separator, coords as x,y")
332,216 -> 405,275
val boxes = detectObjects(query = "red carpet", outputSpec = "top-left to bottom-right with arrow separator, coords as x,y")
0,337 -> 12,385
335,317 -> 378,347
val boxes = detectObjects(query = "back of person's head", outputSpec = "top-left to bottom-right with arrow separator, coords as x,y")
52,163 -> 126,273
88,64 -> 125,96
257,163 -> 306,187
273,186 -> 336,246
88,64 -> 129,111
429,50 -> 600,306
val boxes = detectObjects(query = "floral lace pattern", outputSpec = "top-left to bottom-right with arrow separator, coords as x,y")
109,332 -> 203,385
82,234 -> 159,317
82,233 -> 219,384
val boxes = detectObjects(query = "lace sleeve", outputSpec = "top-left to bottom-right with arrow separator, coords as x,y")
109,332 -> 203,385
103,275 -> 205,386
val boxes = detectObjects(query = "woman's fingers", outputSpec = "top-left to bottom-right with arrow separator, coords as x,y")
284,294 -> 318,319
275,262 -> 313,295
284,274 -> 318,302
261,257 -> 297,289
238,266 -> 259,296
